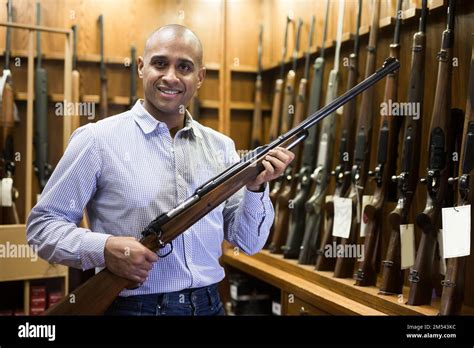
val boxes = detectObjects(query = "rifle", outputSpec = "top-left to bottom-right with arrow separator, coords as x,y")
439,39 -> 474,316
268,16 -> 291,143
251,25 -> 264,149
269,18 -> 303,254
354,0 -> 403,287
71,25 -> 81,131
296,0 -> 342,263
129,46 -> 138,108
281,15 -> 316,259
98,15 -> 108,120
330,0 -> 363,276
44,57 -> 399,315
330,0 -> 381,276
408,0 -> 456,306
0,0 -> 19,222
34,1 -> 52,192
265,16 -> 291,249
379,0 -> 428,295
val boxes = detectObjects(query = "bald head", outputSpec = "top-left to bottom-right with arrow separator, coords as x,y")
144,24 -> 203,67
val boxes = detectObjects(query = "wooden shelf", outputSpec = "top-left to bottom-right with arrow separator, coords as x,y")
222,249 -> 474,315
14,91 -> 131,106
222,249 -> 385,315
230,101 -> 271,111
200,99 -> 220,109
0,50 -> 221,71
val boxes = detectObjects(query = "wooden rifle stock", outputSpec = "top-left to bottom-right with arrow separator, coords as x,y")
380,0 -> 427,294
331,0 -> 362,277
439,33 -> 474,315
44,58 -> 399,315
355,0 -> 403,287
408,0 -> 456,305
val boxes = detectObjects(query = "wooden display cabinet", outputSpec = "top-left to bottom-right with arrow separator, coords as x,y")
0,225 -> 68,315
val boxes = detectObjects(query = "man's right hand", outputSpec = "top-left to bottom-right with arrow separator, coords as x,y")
104,236 -> 158,283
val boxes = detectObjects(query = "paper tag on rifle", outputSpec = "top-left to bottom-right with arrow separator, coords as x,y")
230,284 -> 238,300
438,229 -> 446,276
0,178 -> 13,207
336,105 -> 344,115
441,205 -> 471,258
36,193 -> 42,203
272,301 -> 282,316
359,195 -> 374,238
332,197 -> 352,238
400,224 -> 415,270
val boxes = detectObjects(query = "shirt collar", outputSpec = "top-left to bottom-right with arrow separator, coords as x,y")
132,100 -> 202,138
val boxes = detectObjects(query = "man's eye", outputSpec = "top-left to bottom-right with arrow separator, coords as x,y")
179,64 -> 192,72
155,61 -> 166,68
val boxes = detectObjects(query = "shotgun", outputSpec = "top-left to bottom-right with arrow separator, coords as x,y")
281,15 -> 316,259
269,18 -> 302,254
330,0 -> 363,277
268,16 -> 291,143
296,0 -> 343,264
251,25 -> 264,149
0,0 -> 19,222
331,0 -> 380,277
379,0 -> 427,295
439,37 -> 474,316
354,0 -> 403,287
408,0 -> 456,306
44,57 -> 399,315
98,15 -> 108,120
130,46 -> 138,108
34,1 -> 52,192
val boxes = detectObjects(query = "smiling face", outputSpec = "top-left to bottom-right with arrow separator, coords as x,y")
138,25 -> 206,121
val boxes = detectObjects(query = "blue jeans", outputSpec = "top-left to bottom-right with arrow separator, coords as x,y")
105,283 -> 225,316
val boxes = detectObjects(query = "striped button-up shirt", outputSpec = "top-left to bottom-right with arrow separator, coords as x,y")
27,100 -> 274,296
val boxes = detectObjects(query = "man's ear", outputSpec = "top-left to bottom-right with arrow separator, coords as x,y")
196,66 -> 206,89
137,56 -> 144,78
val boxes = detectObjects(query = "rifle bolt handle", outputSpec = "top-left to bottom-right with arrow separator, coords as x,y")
391,175 -> 398,182
448,177 -> 458,185
368,170 -> 375,176
420,178 -> 427,184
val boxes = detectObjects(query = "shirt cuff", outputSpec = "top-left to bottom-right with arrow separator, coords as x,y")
243,184 -> 270,215
80,229 -> 112,270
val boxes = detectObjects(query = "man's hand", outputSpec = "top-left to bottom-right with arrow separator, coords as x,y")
104,236 -> 158,283
246,147 -> 295,192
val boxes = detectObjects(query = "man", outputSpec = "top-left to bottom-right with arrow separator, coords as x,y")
27,24 -> 294,316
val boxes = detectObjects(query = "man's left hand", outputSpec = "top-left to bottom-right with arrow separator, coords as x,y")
246,147 -> 295,192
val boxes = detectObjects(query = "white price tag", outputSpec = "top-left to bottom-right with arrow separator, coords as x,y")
332,197 -> 352,238
360,195 -> 374,237
272,301 -> 282,316
441,205 -> 471,258
0,178 -> 13,207
230,284 -> 238,300
438,229 -> 446,276
400,224 -> 415,269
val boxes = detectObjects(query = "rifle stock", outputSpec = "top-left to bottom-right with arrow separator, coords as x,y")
44,58 -> 399,315
408,0 -> 456,305
439,33 -> 474,315
251,25 -> 263,148
71,25 -> 81,131
380,0 -> 427,294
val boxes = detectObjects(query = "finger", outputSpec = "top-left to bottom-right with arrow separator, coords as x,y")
265,155 -> 286,173
140,261 -> 154,272
268,149 -> 290,164
143,248 -> 159,262
262,160 -> 274,175
135,269 -> 149,279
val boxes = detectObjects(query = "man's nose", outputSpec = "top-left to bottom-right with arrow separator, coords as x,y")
162,66 -> 179,83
